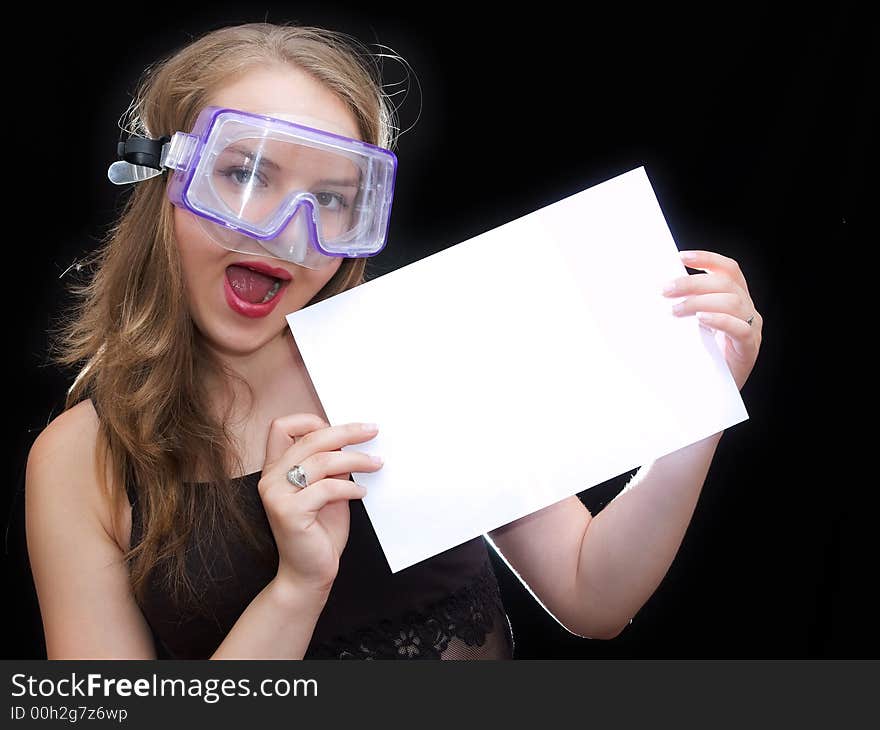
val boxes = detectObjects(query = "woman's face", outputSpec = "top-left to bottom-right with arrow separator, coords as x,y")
172,65 -> 362,357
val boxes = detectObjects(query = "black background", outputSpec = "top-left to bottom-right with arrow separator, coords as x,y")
5,3 -> 870,658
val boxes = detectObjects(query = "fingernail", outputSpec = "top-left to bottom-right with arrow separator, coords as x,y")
672,302 -> 685,315
662,281 -> 677,295
370,454 -> 384,465
680,251 -> 697,261
361,423 -> 378,431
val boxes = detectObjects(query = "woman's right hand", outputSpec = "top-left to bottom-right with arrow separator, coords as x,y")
259,413 -> 383,594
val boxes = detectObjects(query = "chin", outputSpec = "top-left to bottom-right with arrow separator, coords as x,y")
197,316 -> 282,355
224,332 -> 274,357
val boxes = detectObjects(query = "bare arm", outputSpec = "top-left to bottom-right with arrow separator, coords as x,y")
26,405 -> 156,659
488,431 -> 724,640
573,430 -> 724,636
27,401 -> 330,660
209,577 -> 329,659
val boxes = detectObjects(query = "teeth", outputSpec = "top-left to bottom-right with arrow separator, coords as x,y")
259,280 -> 282,304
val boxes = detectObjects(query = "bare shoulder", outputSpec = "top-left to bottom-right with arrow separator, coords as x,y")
30,398 -> 100,455
27,398 -> 125,549
28,398 -> 103,486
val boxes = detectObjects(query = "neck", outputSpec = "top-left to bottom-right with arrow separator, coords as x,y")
204,328 -> 318,425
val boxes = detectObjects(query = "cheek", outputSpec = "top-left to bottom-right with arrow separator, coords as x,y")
173,208 -> 226,280
296,258 -> 344,296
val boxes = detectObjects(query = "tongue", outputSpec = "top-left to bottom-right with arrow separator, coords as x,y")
226,265 -> 277,304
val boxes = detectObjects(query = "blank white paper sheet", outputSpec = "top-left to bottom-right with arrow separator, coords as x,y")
286,166 -> 749,573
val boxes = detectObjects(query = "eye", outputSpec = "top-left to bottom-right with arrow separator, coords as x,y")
314,192 -> 349,211
218,166 -> 268,188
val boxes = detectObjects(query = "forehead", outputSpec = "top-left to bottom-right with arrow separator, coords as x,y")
207,64 -> 362,141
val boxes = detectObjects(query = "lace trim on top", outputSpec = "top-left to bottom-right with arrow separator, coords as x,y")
305,560 -> 513,659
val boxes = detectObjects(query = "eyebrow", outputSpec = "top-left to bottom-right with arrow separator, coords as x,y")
227,145 -> 360,188
228,145 -> 280,171
314,178 -> 361,188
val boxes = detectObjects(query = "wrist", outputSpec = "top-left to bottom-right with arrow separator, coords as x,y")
268,572 -> 332,611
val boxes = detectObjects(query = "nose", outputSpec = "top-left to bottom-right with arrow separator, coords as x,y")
277,194 -> 320,236
256,196 -> 322,264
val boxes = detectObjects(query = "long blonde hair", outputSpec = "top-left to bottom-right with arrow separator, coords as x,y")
48,22 -> 401,616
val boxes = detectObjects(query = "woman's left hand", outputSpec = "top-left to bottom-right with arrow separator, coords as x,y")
662,249 -> 763,391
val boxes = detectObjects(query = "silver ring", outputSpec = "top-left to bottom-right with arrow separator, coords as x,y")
286,465 -> 309,489
746,314 -> 755,326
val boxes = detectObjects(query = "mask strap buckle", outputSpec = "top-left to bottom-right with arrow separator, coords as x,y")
107,134 -> 171,185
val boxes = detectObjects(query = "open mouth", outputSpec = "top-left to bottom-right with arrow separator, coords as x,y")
225,264 -> 288,304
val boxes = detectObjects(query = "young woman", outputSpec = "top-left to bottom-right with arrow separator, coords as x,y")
25,22 -> 763,660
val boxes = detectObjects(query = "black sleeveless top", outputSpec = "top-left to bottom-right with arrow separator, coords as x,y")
126,471 -> 514,659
